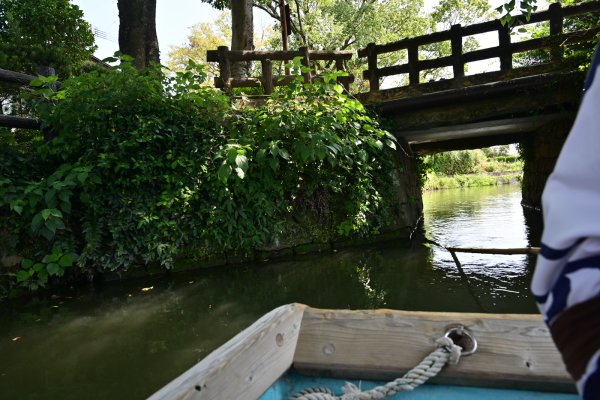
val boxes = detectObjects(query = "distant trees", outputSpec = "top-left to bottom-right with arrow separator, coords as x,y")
177,0 -> 493,89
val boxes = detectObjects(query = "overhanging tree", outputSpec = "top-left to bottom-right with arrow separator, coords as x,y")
0,0 -> 96,77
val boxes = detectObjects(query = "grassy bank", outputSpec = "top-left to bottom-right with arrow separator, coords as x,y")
423,171 -> 522,191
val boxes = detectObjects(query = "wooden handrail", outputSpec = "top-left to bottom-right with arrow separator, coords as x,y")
207,46 -> 354,95
1,67 -> 58,130
358,1 -> 600,92
0,68 -> 38,85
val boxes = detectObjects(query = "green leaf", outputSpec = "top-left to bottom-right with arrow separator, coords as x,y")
31,212 -> 44,232
217,163 -> 232,183
235,167 -> 245,179
278,149 -> 290,160
316,146 -> 327,161
45,189 -> 57,208
37,270 -> 48,284
29,78 -> 45,87
41,209 -> 52,220
16,270 -> 31,283
46,263 -> 61,276
9,202 -> 23,215
77,172 -> 88,183
235,155 -> 248,171
21,258 -> 34,269
33,263 -> 45,272
59,254 -> 73,268
47,253 -> 61,263
40,227 -> 55,241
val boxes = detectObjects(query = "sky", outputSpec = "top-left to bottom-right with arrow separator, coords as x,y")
72,0 -> 270,61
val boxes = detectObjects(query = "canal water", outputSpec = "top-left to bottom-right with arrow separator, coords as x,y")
0,184 -> 542,399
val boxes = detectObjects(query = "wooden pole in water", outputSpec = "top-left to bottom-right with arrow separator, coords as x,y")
446,247 -> 541,256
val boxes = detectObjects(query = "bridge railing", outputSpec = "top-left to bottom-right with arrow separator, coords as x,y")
0,68 -> 53,130
357,2 -> 600,93
206,46 -> 354,95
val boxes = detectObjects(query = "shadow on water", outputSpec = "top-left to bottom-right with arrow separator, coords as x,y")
0,184 -> 543,399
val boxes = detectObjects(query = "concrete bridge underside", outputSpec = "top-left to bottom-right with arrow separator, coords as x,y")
364,70 -> 584,154
360,70 -> 585,208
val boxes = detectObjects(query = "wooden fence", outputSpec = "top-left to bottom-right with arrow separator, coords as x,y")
0,68 -> 55,130
357,2 -> 600,92
206,46 -> 354,95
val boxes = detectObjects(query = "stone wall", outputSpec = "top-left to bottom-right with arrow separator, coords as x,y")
168,142 -> 424,274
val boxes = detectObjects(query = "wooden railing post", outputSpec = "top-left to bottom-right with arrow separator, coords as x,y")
408,43 -> 419,86
498,24 -> 512,72
549,2 -> 564,63
217,46 -> 232,93
261,59 -> 274,95
299,46 -> 312,83
450,24 -> 464,83
366,43 -> 379,92
335,58 -> 349,92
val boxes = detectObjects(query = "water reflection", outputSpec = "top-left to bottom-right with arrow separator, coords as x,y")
0,184 -> 542,399
423,184 -> 540,314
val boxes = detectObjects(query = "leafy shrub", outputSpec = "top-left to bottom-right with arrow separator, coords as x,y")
0,57 -> 396,295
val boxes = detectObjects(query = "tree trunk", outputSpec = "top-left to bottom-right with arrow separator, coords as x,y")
231,0 -> 254,77
117,0 -> 160,69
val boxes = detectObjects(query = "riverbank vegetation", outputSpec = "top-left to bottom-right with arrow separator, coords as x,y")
0,59 -> 398,298
421,147 -> 523,191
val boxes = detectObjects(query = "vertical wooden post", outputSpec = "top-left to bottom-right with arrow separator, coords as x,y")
450,24 -> 464,83
217,46 -> 232,93
366,43 -> 379,92
549,3 -> 564,63
261,59 -> 274,95
335,58 -> 349,92
408,43 -> 419,86
279,0 -> 290,75
299,46 -> 312,83
498,24 -> 512,72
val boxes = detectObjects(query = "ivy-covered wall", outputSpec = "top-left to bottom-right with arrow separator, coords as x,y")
0,59 -> 423,294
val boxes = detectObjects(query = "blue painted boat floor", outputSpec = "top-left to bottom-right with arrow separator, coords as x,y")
260,371 -> 579,400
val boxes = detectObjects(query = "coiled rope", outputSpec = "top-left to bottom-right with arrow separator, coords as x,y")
289,336 -> 463,400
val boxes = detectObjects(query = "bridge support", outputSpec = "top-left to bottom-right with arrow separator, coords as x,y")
387,140 -> 423,231
521,117 -> 574,210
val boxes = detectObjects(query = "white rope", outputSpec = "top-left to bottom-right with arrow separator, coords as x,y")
289,337 -> 462,400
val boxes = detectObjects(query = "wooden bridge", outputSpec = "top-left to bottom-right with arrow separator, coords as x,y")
209,2 -> 600,153
2,2 -> 599,155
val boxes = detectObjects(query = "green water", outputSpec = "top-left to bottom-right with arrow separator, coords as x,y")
0,184 -> 542,399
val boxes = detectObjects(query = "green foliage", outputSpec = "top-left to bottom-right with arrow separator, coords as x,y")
0,56 -> 396,296
511,1 -> 599,70
0,0 -> 96,77
424,150 -> 484,175
223,58 -> 397,238
423,171 -> 522,190
421,146 -> 523,190
497,0 -> 538,26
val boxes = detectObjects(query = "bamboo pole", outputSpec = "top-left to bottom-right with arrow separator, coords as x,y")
446,247 -> 540,255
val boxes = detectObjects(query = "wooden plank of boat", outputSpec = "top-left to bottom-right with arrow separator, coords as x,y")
294,307 -> 574,393
148,303 -> 306,400
149,303 -> 575,399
